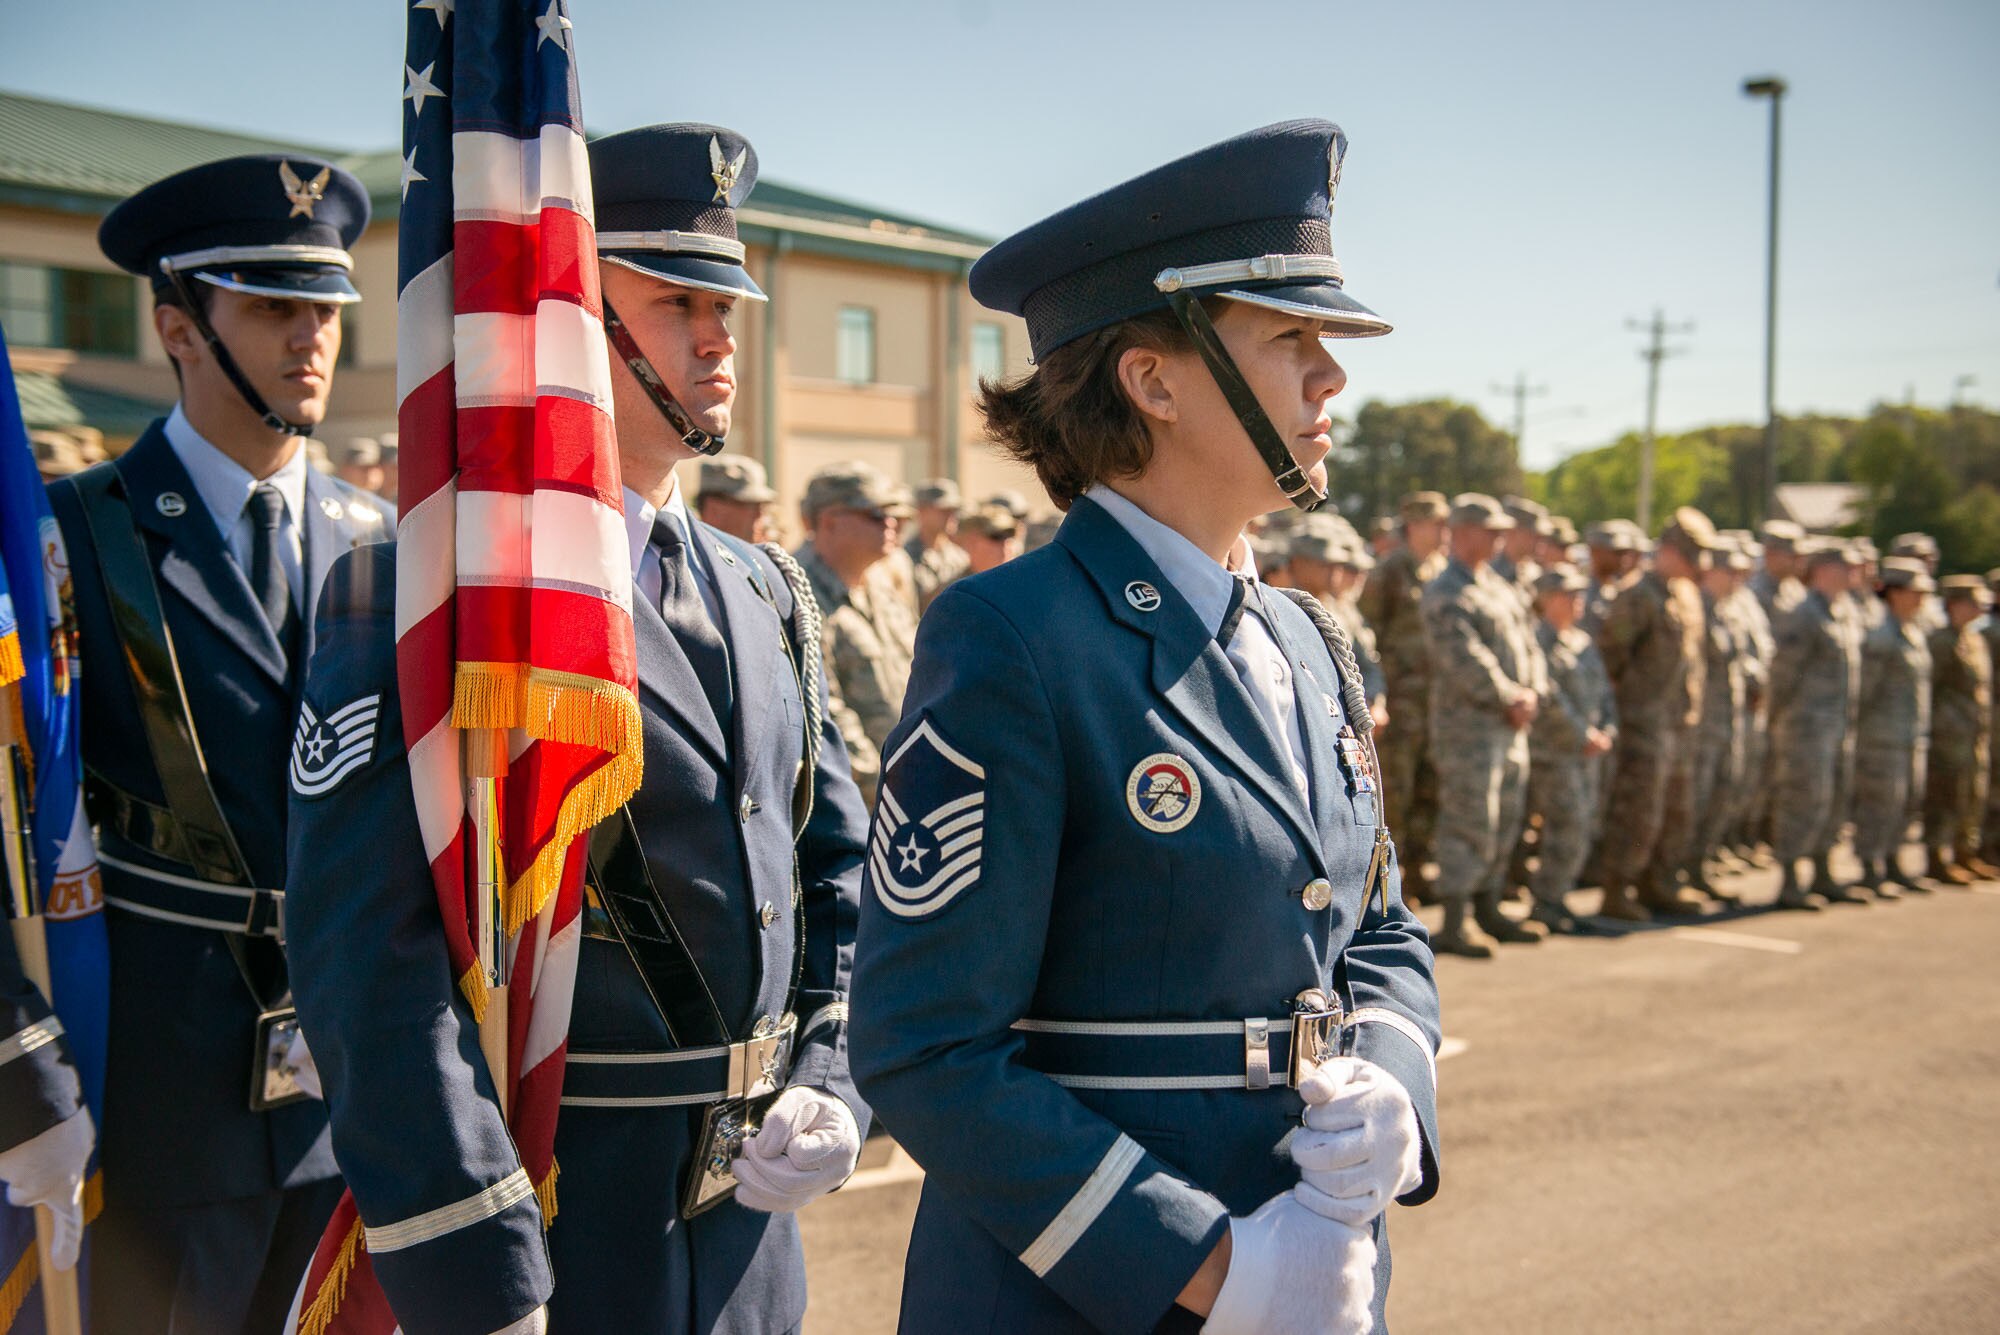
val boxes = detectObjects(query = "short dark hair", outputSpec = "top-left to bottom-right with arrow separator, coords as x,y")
976,302 -> 1215,510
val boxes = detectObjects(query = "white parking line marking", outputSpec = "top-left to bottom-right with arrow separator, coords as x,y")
1666,926 -> 1803,955
1439,1036 -> 1470,1061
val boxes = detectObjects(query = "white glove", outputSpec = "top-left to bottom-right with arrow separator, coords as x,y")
1289,1057 -> 1422,1227
0,1108 -> 94,1271
728,1085 -> 861,1213
1202,1192 -> 1375,1335
486,1306 -> 546,1335
282,1027 -> 323,1101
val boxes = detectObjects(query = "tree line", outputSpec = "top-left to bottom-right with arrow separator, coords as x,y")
1330,398 -> 2000,575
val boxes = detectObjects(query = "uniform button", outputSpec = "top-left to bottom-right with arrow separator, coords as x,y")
1300,878 -> 1333,911
759,902 -> 779,928
739,794 -> 759,821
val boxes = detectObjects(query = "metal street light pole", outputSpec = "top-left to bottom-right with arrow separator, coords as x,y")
1744,75 -> 1787,523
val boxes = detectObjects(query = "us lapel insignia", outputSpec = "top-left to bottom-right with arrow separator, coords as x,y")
319,497 -> 345,520
1125,581 -> 1161,613
155,492 -> 187,518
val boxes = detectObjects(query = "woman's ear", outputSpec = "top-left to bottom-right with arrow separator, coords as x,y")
1117,344 -> 1177,428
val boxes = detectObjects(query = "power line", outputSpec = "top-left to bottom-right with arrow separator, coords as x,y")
1627,309 -> 1694,532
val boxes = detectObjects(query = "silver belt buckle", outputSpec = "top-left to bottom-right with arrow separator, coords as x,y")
728,1013 -> 797,1102
684,1014 -> 799,1220
1288,989 -> 1346,1088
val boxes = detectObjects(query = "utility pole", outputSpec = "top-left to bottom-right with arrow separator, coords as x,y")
1491,371 -> 1548,460
1627,308 -> 1693,533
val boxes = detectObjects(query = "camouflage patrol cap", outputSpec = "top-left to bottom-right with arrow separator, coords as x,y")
1533,565 -> 1590,597
1371,515 -> 1398,538
956,503 -> 1019,540
1877,557 -> 1934,594
1890,532 -> 1938,560
1988,568 -> 2000,592
1803,537 -> 1856,569
1290,528 -> 1371,569
29,431 -> 88,478
1448,493 -> 1513,529
1760,520 -> 1806,553
1660,505 -> 1718,555
336,436 -> 382,468
697,453 -> 777,504
983,489 -> 1032,520
912,477 -> 962,510
1399,491 -> 1449,522
801,460 -> 914,521
1502,495 -> 1552,535
1848,536 -> 1879,563
1548,516 -> 1578,546
1940,574 -> 1993,607
1583,520 -> 1625,550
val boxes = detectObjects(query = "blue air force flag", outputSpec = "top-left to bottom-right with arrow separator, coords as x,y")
869,718 -> 985,919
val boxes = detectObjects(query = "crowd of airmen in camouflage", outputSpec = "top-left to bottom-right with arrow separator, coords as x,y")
633,459 -> 2000,961
247,435 -> 2000,965
1258,491 -> 2000,957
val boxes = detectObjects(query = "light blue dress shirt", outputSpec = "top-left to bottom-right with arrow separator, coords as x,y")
1085,485 -> 1324,799
162,402 -> 307,607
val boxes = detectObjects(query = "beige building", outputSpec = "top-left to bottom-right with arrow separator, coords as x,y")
0,91 -> 1046,535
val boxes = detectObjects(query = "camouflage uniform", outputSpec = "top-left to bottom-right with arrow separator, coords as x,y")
1982,595 -> 2000,863
1725,584 -> 1776,848
1526,617 -> 1616,920
1686,587 -> 1749,885
1924,607 -> 1993,874
1852,609 -> 1930,880
905,534 -> 971,613
1769,583 -> 1862,879
1422,553 -> 1545,932
1597,568 -> 1706,909
1359,538 -> 1446,891
797,542 -> 917,808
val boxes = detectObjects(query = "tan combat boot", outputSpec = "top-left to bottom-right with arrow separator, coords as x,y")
1596,882 -> 1651,923
1432,898 -> 1497,959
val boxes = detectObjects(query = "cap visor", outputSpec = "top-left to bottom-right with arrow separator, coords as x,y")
1218,282 -> 1391,337
195,267 -> 361,304
603,253 -> 768,302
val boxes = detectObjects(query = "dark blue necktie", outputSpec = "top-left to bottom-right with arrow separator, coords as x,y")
247,484 -> 300,667
650,514 -> 734,733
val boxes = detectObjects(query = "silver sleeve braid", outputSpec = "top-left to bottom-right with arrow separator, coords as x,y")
759,542 -> 826,807
1275,587 -> 1372,735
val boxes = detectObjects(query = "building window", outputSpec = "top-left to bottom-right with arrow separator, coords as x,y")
0,261 -> 136,357
836,305 -> 875,385
0,261 -> 53,347
970,321 -> 1006,384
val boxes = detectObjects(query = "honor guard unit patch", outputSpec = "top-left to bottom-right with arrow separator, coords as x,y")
290,694 -> 382,796
870,717 -> 986,919
1126,753 -> 1201,833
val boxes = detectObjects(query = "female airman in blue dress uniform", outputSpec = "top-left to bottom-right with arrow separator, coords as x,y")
850,122 -> 1443,1335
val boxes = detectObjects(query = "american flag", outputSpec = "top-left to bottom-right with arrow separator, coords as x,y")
290,1 -> 640,1329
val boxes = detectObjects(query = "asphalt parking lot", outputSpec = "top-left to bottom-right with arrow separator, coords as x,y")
800,853 -> 2000,1332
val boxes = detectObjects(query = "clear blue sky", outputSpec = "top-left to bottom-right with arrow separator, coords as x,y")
6,0 -> 1995,469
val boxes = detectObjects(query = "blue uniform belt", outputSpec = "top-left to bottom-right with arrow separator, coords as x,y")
560,1017 -> 797,1108
1014,1008 -> 1438,1091
1013,1017 -> 1310,1091
98,849 -> 286,940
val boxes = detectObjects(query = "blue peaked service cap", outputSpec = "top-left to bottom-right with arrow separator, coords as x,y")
99,154 -> 369,304
588,124 -> 768,302
970,120 -> 1390,360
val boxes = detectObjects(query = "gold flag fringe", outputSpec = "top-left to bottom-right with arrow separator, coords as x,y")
0,1239 -> 35,1332
451,662 -> 644,936
536,1159 -> 560,1224
83,1169 -> 102,1225
0,632 -> 23,689
297,1214 -> 364,1335
457,963 -> 490,1023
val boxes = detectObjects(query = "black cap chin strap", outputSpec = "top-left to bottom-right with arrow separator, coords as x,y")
600,294 -> 725,457
162,270 -> 314,438
1162,288 -> 1327,513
